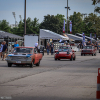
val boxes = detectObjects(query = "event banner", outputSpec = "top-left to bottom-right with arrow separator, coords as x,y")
63,20 -> 65,33
90,33 -> 92,44
94,33 -> 96,40
82,32 -> 85,46
69,21 -> 72,34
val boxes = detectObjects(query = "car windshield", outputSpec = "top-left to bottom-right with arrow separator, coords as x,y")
84,46 -> 92,49
58,49 -> 69,52
14,48 -> 33,53
59,46 -> 70,49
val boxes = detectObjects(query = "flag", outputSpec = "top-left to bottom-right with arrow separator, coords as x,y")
94,33 -> 96,40
82,32 -> 85,46
69,21 -> 72,34
90,33 -> 92,44
63,20 -> 65,33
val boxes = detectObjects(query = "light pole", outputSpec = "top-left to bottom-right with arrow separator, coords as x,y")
12,12 -> 16,27
19,15 -> 22,21
82,13 -> 87,20
65,0 -> 70,34
24,0 -> 26,35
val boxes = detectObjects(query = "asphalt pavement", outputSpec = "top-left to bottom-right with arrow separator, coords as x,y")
0,51 -> 99,100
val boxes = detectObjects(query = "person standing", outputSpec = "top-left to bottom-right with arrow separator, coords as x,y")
46,43 -> 50,55
14,41 -> 19,47
63,42 -> 67,46
0,41 -> 3,59
67,43 -> 70,47
50,42 -> 54,55
2,41 -> 7,60
35,42 -> 38,51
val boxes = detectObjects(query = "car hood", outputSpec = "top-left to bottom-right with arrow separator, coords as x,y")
8,53 -> 32,57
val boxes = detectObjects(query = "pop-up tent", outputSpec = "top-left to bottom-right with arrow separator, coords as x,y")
39,29 -> 69,40
0,30 -> 23,39
66,33 -> 83,41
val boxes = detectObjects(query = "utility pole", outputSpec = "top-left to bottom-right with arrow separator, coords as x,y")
24,0 -> 26,35
65,0 -> 70,34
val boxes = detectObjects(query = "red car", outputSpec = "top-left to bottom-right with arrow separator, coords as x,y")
54,46 -> 76,61
81,45 -> 96,56
6,47 -> 43,68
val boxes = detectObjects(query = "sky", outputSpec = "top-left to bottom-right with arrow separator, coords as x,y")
0,0 -> 99,25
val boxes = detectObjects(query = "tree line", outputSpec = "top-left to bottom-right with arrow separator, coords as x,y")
0,11 -> 100,37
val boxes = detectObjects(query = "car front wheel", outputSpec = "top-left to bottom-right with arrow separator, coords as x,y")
73,55 -> 76,60
94,53 -> 96,56
70,55 -> 73,61
30,60 -> 34,68
36,60 -> 40,66
8,63 -> 12,67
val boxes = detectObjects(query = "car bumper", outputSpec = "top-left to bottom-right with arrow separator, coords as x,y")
55,54 -> 71,59
6,59 -> 31,64
81,52 -> 93,54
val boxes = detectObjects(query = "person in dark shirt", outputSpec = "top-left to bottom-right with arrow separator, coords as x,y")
2,41 -> 7,60
50,42 -> 54,55
46,42 -> 50,55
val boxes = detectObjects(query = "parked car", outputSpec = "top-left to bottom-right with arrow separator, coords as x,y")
54,46 -> 76,61
81,45 -> 96,56
6,47 -> 43,68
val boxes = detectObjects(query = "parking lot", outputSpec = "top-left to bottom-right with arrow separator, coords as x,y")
0,51 -> 99,100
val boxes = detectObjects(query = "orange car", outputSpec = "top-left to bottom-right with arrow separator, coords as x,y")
6,47 -> 43,68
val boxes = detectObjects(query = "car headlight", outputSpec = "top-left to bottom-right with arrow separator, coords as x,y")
27,57 -> 31,61
56,52 -> 59,54
6,56 -> 11,60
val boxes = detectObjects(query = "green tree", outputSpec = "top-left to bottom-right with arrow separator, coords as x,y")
69,12 -> 83,34
0,20 -> 11,33
84,13 -> 100,36
11,17 -> 40,36
39,14 -> 66,34
92,0 -> 100,5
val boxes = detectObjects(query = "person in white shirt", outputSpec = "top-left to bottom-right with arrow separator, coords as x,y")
0,41 -> 3,59
35,42 -> 38,50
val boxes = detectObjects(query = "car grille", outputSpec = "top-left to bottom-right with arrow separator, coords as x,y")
10,56 -> 27,61
59,57 -> 66,58
83,50 -> 91,52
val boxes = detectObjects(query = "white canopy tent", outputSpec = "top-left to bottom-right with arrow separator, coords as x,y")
39,29 -> 69,40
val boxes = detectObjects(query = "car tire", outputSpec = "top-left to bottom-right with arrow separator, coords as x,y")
30,60 -> 34,68
58,59 -> 60,60
8,63 -> 12,67
92,53 -> 94,56
73,55 -> 76,60
70,55 -> 73,61
99,50 -> 100,53
55,58 -> 57,60
84,54 -> 85,56
36,60 -> 40,66
81,54 -> 83,56
94,53 -> 96,56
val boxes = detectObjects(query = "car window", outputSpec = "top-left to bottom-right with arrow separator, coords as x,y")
59,46 -> 69,49
58,49 -> 68,52
69,49 -> 72,52
14,48 -> 33,53
84,46 -> 92,49
34,48 -> 38,53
